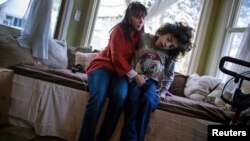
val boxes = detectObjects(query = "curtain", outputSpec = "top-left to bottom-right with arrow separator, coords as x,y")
124,0 -> 177,33
17,0 -> 52,59
229,23 -> 250,75
225,23 -> 250,92
145,0 -> 177,22
124,0 -> 177,22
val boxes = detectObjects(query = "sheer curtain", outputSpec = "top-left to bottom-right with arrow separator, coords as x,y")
125,0 -> 177,22
224,23 -> 250,92
230,23 -> 250,74
145,0 -> 177,22
17,0 -> 52,59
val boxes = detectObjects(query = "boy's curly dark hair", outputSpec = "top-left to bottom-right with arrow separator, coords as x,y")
155,22 -> 194,59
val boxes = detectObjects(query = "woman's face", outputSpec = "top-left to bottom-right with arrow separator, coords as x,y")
130,14 -> 145,31
155,33 -> 179,50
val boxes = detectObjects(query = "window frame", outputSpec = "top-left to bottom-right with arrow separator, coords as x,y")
205,0 -> 248,78
188,0 -> 214,74
81,0 -> 210,75
0,0 -> 73,40
56,0 -> 75,40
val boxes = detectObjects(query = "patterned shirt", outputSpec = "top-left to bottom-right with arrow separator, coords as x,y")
132,33 -> 176,94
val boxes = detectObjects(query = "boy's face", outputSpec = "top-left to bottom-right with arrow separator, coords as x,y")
155,33 -> 179,50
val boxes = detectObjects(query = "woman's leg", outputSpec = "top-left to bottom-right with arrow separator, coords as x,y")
137,79 -> 159,141
78,68 -> 111,141
96,73 -> 129,141
120,81 -> 141,141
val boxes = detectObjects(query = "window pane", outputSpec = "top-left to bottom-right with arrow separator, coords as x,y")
90,0 -> 153,51
227,33 -> 244,57
145,0 -> 203,34
51,0 -> 62,37
0,0 -> 30,29
90,0 -> 204,74
145,0 -> 204,74
0,0 -> 62,37
90,0 -> 127,51
234,0 -> 250,27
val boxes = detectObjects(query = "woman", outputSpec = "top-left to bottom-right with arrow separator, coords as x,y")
120,22 -> 194,141
78,2 -> 147,141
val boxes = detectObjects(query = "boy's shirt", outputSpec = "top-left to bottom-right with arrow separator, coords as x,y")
132,33 -> 176,95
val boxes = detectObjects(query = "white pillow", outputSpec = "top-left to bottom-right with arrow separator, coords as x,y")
184,73 -> 222,101
40,39 -> 68,68
75,51 -> 98,72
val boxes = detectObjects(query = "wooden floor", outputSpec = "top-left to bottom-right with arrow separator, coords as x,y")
0,124 -> 65,141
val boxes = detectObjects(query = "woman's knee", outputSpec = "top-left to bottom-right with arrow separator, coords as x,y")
111,77 -> 129,100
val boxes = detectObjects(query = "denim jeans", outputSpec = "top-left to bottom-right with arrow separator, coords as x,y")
78,68 -> 129,141
120,79 -> 159,141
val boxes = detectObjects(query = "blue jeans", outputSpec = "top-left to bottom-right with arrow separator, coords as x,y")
120,79 -> 160,141
78,68 -> 129,141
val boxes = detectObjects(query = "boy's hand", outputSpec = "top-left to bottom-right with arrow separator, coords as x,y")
134,74 -> 146,87
158,90 -> 173,102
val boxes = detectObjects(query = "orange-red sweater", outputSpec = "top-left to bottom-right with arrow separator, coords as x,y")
86,25 -> 140,77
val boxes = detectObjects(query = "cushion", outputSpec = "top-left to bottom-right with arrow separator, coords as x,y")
75,51 -> 98,72
67,46 -> 92,69
39,39 -> 68,69
0,34 -> 40,67
204,89 -> 232,107
184,73 -> 222,101
0,24 -> 20,37
169,72 -> 188,97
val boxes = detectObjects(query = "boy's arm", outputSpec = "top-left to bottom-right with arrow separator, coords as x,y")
158,59 -> 176,98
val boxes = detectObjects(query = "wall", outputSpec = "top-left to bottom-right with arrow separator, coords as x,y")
196,0 -> 221,75
200,0 -> 229,75
193,0 -> 228,75
66,0 -> 91,46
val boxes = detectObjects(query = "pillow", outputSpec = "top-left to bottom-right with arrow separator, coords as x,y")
40,39 -> 68,69
184,73 -> 222,101
0,34 -> 40,67
241,80 -> 250,94
169,72 -> 188,97
0,24 -> 20,37
75,51 -> 98,72
67,46 -> 92,69
205,89 -> 231,106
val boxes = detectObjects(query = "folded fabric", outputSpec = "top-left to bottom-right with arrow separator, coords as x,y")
184,73 -> 221,101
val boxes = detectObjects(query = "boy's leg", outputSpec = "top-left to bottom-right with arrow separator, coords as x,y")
120,81 -> 141,141
137,79 -> 159,141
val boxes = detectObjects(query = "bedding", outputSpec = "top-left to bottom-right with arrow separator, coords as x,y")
0,34 -> 40,68
6,64 -> 241,141
0,26 -> 69,69
184,73 -> 222,101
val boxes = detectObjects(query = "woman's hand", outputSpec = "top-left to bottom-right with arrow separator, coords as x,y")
134,74 -> 146,87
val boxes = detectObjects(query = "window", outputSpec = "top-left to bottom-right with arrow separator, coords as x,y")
0,0 -> 63,38
216,0 -> 250,81
89,0 -> 204,74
